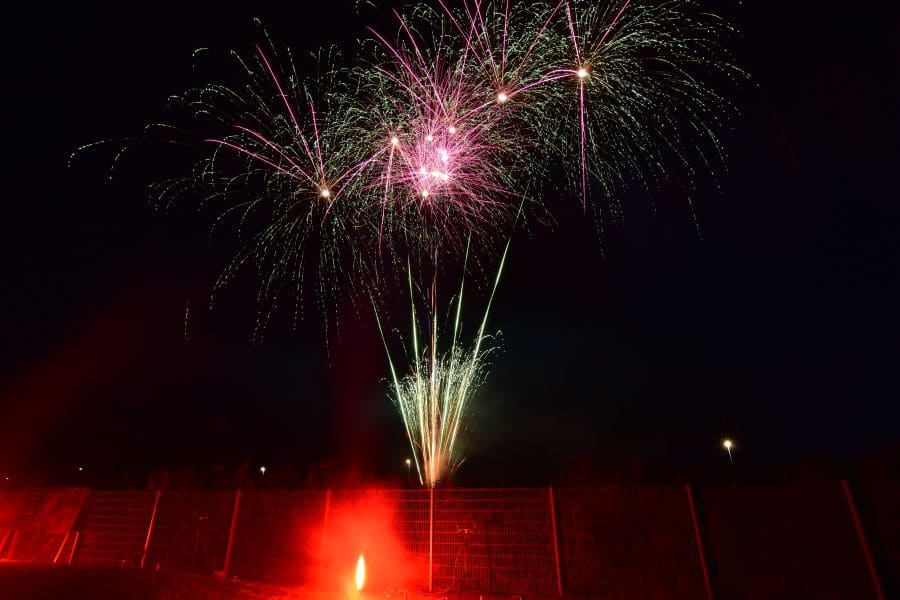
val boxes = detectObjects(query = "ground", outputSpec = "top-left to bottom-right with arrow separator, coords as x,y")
0,564 -> 505,600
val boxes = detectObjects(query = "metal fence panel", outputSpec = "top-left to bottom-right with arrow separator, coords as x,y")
227,490 -> 325,585
556,485 -> 707,599
75,491 -> 156,567
144,490 -> 235,573
432,487 -> 557,595
0,488 -> 87,562
2,482 -> 894,599
701,481 -> 877,600
330,488 -> 431,592
860,479 -> 899,596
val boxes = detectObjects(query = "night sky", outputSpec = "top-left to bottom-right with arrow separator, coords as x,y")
1,2 -> 898,487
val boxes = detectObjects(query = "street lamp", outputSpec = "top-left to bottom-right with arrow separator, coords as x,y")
722,439 -> 734,469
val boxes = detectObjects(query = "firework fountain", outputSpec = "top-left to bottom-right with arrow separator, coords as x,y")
106,0 -> 740,487
376,238 -> 510,487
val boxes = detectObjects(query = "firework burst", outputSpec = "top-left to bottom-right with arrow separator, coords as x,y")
144,37 -> 378,332
115,0 -> 739,331
551,0 -> 743,219
100,0 -> 741,484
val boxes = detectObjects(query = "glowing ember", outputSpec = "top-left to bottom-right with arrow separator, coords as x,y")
355,554 -> 366,591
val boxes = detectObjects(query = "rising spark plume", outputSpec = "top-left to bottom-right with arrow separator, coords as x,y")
377,239 -> 510,487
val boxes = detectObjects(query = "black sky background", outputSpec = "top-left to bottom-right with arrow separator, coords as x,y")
1,2 -> 898,487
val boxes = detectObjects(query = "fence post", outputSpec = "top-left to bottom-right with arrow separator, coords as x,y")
428,486 -> 434,592
66,488 -> 90,566
218,490 -> 242,578
67,530 -> 80,565
685,484 -> 714,600
140,490 -> 162,569
548,486 -> 564,596
0,530 -> 10,560
841,480 -> 885,600
52,531 -> 71,564
319,489 -> 332,587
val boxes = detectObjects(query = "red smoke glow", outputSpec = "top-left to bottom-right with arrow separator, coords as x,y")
314,490 -> 424,594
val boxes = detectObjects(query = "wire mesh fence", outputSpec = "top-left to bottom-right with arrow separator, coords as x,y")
0,488 -> 86,563
700,481 -> 880,600
556,485 -> 707,598
0,482 -> 892,597
227,490 -> 325,585
74,491 -> 156,567
433,487 -> 558,595
144,490 -> 235,574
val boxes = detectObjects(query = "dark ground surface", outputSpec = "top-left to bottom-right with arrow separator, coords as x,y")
0,564 -> 307,600
0,564 -> 525,600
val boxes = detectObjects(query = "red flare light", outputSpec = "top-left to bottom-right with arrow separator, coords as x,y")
355,554 -> 366,591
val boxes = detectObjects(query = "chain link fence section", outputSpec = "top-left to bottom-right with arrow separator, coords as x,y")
74,491 -> 156,567
858,479 -> 899,597
432,487 -> 558,595
226,490 -> 326,585
701,481 -> 878,600
556,485 -> 707,598
0,488 -> 87,562
330,488 -> 431,591
144,490 -> 235,574
3,483 -> 893,597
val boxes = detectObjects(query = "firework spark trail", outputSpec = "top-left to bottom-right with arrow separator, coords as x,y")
376,236 -> 511,487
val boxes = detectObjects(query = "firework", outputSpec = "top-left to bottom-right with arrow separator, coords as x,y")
125,0 -> 738,329
377,240 -> 510,487
109,1 -> 740,484
550,0 -> 742,218
144,39 -> 375,333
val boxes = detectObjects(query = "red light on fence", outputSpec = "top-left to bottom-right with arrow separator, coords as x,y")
355,554 -> 366,591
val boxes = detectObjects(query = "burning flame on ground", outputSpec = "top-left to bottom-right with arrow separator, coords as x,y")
355,554 -> 366,591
